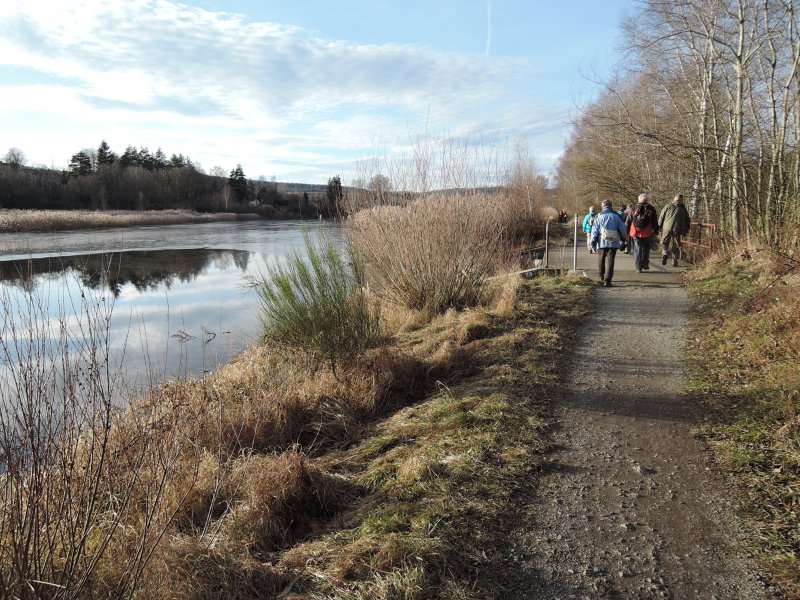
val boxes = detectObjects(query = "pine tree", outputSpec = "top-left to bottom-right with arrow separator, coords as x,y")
119,145 -> 139,168
228,164 -> 249,202
68,151 -> 93,176
326,175 -> 343,215
138,147 -> 153,170
97,140 -> 116,165
154,148 -> 167,170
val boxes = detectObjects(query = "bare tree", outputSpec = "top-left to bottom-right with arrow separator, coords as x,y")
3,147 -> 26,168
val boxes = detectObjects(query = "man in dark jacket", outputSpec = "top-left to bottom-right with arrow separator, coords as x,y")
626,193 -> 659,272
659,193 -> 692,266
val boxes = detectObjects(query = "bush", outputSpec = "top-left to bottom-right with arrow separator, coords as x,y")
255,231 -> 380,367
347,194 -> 508,317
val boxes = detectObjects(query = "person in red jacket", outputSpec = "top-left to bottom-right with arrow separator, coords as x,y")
626,193 -> 659,272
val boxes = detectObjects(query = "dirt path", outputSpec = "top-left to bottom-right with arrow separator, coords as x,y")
503,245 -> 778,599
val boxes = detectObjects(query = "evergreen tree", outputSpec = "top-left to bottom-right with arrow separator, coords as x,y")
68,151 -> 93,176
138,147 -> 153,170
326,175 -> 343,214
228,164 -> 249,202
153,148 -> 167,170
119,145 -> 139,168
97,140 -> 116,165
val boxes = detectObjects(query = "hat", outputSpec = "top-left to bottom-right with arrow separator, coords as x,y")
601,199 -> 612,208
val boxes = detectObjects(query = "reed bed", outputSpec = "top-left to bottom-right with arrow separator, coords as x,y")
0,209 -> 253,233
0,288 -> 444,598
348,193 -> 528,317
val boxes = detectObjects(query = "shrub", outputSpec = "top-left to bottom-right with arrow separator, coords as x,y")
255,231 -> 380,367
347,194 -> 507,317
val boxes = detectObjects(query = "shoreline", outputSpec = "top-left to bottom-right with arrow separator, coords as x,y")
0,208 -> 267,233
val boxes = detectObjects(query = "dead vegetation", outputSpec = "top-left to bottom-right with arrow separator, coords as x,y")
0,208 -> 253,233
0,267 -> 593,598
686,249 -> 800,593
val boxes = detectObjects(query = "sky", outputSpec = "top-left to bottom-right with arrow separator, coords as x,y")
0,0 -> 633,185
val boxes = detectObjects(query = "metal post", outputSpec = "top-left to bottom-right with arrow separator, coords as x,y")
544,217 -> 551,268
573,213 -> 578,271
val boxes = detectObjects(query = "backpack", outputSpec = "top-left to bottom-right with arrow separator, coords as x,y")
589,214 -> 597,227
632,205 -> 651,229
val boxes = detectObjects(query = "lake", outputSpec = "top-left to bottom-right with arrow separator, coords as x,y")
0,219 -> 333,397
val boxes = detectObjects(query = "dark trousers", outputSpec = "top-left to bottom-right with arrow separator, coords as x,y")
597,248 -> 618,282
661,231 -> 683,262
633,237 -> 652,270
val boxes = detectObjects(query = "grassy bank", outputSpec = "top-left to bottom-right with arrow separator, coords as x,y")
0,268 -> 592,599
686,251 -> 800,592
279,274 -> 593,598
0,208 -> 260,232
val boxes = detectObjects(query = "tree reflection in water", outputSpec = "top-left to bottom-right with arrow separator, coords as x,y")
0,249 -> 253,296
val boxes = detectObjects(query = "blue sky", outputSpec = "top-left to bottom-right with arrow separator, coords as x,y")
0,1 -> 632,185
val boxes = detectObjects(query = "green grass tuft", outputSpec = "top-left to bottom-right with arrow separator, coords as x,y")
255,230 -> 380,367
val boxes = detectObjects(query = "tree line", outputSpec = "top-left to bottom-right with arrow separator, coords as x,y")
0,141 -> 335,217
556,0 -> 800,249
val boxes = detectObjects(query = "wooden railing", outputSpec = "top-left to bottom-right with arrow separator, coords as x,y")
682,222 -> 716,263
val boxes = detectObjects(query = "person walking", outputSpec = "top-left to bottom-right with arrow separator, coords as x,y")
659,193 -> 692,266
621,203 -> 633,253
590,199 -> 628,287
582,206 -> 598,254
627,193 -> 659,272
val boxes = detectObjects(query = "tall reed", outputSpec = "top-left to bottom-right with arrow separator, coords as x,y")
348,194 -> 508,316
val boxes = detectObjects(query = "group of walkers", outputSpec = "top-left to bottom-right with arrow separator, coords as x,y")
579,193 -> 692,287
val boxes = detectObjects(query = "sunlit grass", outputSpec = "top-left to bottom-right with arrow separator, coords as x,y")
687,249 -> 800,592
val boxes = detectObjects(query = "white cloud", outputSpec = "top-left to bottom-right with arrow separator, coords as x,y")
0,0 -> 564,181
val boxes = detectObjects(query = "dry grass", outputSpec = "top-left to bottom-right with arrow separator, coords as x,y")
0,208 -> 254,232
271,274 -> 594,598
686,249 -> 800,592
0,267 -> 593,598
348,193 -> 536,317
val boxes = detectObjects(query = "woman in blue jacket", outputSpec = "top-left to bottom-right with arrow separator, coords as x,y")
590,199 -> 628,287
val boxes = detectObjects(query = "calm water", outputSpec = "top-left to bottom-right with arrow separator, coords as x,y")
0,220 -> 332,396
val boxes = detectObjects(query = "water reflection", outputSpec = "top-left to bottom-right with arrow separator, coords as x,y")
0,246 -> 266,397
0,248 -> 253,296
0,221 -> 331,397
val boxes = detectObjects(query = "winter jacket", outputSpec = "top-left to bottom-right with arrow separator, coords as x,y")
582,212 -> 597,234
590,207 -> 628,249
627,203 -> 659,239
659,201 -> 691,235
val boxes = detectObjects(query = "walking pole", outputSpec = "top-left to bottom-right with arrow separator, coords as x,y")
573,213 -> 578,271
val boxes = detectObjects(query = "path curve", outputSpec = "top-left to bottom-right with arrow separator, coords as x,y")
504,242 -> 776,599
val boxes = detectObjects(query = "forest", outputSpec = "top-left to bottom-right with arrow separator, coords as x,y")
0,141 -> 332,218
556,0 -> 800,251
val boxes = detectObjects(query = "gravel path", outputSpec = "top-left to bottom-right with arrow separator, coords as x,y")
503,247 -> 777,599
